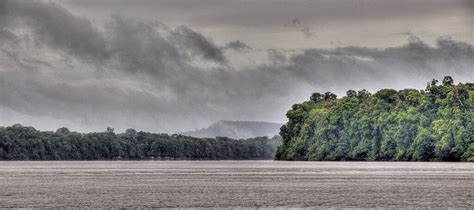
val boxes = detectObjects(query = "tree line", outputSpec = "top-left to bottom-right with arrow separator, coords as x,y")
276,76 -> 474,161
0,125 -> 280,160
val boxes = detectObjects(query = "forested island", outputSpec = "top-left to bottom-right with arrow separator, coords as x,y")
276,76 -> 473,161
0,125 -> 280,160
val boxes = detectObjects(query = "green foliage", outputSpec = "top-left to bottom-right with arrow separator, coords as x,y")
276,76 -> 473,161
0,126 -> 281,160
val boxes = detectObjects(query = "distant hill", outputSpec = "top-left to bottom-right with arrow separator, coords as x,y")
182,120 -> 283,139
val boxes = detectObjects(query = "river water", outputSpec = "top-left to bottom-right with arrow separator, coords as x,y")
0,161 -> 472,208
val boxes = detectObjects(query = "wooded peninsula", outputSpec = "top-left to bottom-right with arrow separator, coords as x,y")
276,76 -> 473,161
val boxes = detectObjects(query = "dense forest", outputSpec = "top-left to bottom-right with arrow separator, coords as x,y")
0,125 -> 280,160
276,76 -> 474,161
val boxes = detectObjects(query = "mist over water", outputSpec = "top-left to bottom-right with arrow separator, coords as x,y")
0,161 -> 472,208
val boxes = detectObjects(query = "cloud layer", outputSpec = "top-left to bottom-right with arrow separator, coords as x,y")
0,1 -> 473,133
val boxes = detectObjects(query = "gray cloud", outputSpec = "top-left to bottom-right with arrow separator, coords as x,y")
59,0 -> 473,50
300,27 -> 316,38
222,40 -> 252,52
0,1 -> 473,133
106,16 -> 184,77
3,0 -> 109,61
63,0 -> 471,29
291,17 -> 301,25
288,17 -> 317,38
267,49 -> 288,64
170,26 -> 227,64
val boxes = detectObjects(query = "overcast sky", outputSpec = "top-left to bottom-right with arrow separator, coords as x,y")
0,0 -> 473,133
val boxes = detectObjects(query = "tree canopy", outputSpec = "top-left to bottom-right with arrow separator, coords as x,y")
0,125 -> 280,160
276,76 -> 474,161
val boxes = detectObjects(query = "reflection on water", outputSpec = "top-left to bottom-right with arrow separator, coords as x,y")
0,161 -> 472,208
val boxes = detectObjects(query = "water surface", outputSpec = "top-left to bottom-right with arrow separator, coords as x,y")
0,161 -> 472,208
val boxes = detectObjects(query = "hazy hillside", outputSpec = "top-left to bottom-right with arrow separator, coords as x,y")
183,121 -> 282,139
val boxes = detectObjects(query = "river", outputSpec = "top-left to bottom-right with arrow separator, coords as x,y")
0,161 -> 472,208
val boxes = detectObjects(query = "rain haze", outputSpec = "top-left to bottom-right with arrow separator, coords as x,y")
0,0 -> 473,133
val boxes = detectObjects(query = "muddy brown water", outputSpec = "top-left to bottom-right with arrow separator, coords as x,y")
0,161 -> 472,208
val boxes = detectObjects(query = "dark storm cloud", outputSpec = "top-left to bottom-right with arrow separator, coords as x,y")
0,1 -> 473,133
3,0 -> 109,61
1,1 -> 226,72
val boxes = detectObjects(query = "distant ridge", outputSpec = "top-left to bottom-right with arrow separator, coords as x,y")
182,120 -> 282,139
